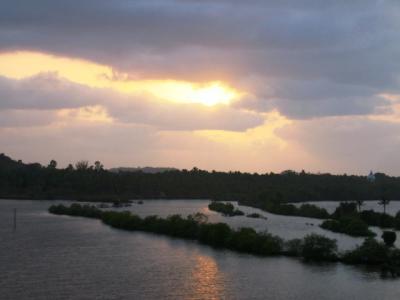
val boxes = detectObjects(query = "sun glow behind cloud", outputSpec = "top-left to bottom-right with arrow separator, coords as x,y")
0,51 -> 240,106
196,110 -> 291,149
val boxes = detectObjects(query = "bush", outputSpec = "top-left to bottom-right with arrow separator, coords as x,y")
257,232 -> 283,255
198,222 -> 233,247
320,217 -> 375,237
360,210 -> 395,228
298,204 -> 330,219
342,238 -> 388,265
301,234 -> 338,261
229,227 -> 260,252
263,201 -> 329,219
208,201 -> 244,216
382,231 -> 397,247
331,202 -> 357,219
285,238 -> 303,256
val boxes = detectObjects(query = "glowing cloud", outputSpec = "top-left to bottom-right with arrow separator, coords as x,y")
57,106 -> 113,124
0,51 -> 240,106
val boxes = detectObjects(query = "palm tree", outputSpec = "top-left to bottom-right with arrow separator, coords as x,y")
379,196 -> 390,215
355,199 -> 364,212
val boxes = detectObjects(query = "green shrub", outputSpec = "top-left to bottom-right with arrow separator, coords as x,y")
320,217 -> 375,237
360,210 -> 395,228
208,201 -> 244,216
301,234 -> 338,261
229,227 -> 260,252
382,231 -> 397,247
331,202 -> 357,219
285,238 -> 303,256
256,232 -> 283,255
198,222 -> 233,247
263,201 -> 329,219
342,238 -> 388,265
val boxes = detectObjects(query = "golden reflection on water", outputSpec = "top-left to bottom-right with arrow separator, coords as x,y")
188,254 -> 227,300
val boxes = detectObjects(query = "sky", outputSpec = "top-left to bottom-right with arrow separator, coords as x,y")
1,0 -> 400,174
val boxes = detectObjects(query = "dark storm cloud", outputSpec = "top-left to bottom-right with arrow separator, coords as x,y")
1,0 -> 400,118
234,78 -> 392,118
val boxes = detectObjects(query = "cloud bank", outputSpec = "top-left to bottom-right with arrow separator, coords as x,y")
1,0 -> 400,173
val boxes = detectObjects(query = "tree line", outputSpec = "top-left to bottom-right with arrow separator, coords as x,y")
1,153 -> 400,203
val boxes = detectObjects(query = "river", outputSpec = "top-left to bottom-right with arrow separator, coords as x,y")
1,199 -> 399,300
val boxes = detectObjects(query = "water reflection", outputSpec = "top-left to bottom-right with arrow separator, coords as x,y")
188,253 -> 227,300
3,200 -> 400,299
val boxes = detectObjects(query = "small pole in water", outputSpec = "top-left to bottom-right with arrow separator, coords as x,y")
13,208 -> 17,231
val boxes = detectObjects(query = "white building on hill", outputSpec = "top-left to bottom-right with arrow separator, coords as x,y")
367,171 -> 376,182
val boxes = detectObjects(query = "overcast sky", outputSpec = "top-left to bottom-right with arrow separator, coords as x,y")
1,0 -> 400,174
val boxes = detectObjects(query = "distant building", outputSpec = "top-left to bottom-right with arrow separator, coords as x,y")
367,171 -> 376,182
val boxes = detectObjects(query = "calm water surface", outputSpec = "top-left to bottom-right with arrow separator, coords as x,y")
1,199 -> 400,300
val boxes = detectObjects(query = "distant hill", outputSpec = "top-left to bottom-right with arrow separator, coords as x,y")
109,167 -> 178,174
0,153 -> 42,170
0,153 -> 20,169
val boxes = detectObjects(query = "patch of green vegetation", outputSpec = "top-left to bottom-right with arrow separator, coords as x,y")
320,217 -> 376,237
342,238 -> 395,265
382,231 -> 397,247
208,201 -> 244,217
360,210 -> 396,228
262,201 -> 330,219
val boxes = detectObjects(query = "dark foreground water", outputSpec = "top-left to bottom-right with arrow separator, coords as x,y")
1,200 -> 400,300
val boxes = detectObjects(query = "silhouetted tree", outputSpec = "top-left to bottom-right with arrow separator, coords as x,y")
48,160 -> 57,169
94,161 -> 104,172
75,160 -> 89,170
301,234 -> 338,261
382,231 -> 397,247
355,199 -> 364,212
379,197 -> 390,215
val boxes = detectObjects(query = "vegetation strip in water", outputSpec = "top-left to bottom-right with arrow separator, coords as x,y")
208,201 -> 244,216
240,200 -> 400,235
49,204 -> 400,277
208,201 -> 266,219
320,218 -> 375,237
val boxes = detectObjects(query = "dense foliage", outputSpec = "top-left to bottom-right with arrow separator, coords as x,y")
301,234 -> 338,261
342,238 -> 400,266
359,210 -> 400,229
208,201 -> 244,216
2,153 -> 400,203
262,201 -> 330,219
319,202 -> 400,236
331,202 -> 358,219
382,231 -> 397,247
320,218 -> 375,237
